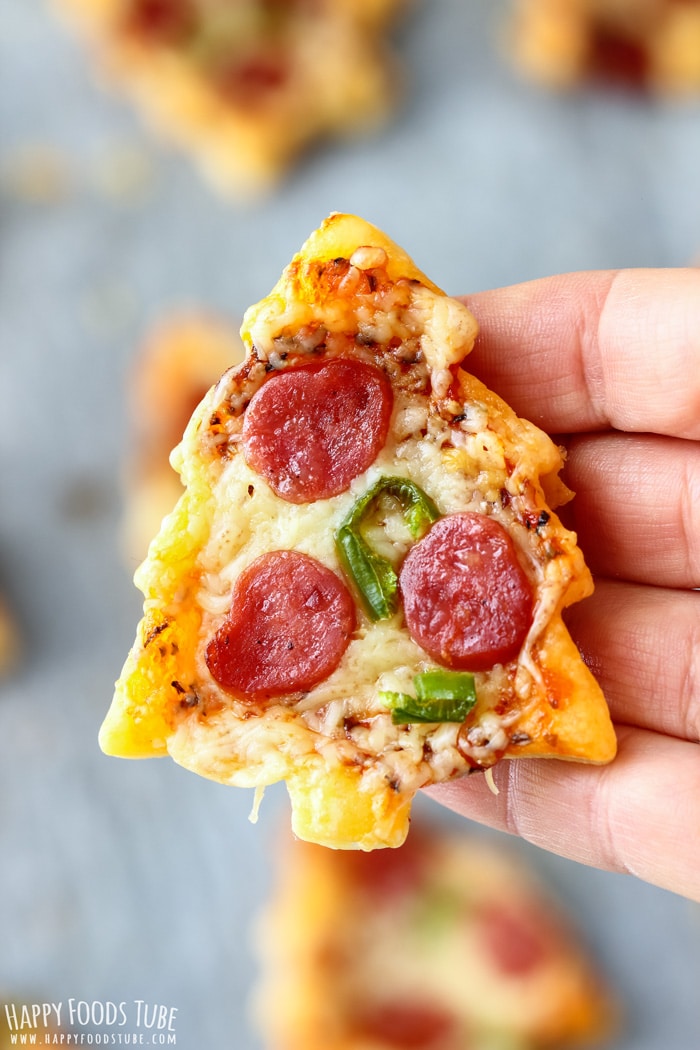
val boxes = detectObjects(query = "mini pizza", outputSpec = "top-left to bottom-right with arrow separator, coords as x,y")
54,0 -> 407,195
506,0 -> 700,94
253,826 -> 619,1049
101,212 -> 616,850
122,314 -> 243,563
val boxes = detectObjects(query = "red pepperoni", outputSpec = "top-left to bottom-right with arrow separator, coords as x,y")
342,829 -> 429,897
216,50 -> 290,107
353,1002 -> 458,1049
205,551 -> 355,700
478,901 -> 553,976
124,0 -> 194,42
242,358 -> 392,503
399,513 -> 533,671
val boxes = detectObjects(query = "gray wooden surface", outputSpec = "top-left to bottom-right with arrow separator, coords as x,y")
1,1 -> 700,1047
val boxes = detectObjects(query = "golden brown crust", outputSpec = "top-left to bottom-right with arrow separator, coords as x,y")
122,314 -> 243,563
0,596 -> 21,678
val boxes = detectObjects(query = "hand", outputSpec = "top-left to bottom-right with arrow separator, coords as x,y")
427,269 -> 700,902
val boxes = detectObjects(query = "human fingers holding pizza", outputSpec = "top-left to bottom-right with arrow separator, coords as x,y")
430,269 -> 700,903
103,217 -> 697,905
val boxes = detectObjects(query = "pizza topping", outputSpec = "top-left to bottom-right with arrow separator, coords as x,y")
336,476 -> 440,620
242,358 -> 392,503
342,828 -> 429,895
123,0 -> 195,43
588,21 -> 650,87
349,245 -> 389,271
457,714 -> 510,769
205,550 -> 355,700
479,901 -> 553,977
399,513 -> 533,671
353,1001 -> 458,1049
214,48 -> 291,106
380,670 -> 477,725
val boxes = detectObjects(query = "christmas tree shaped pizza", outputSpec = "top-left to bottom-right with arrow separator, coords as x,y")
102,213 -> 616,849
55,0 -> 408,196
254,827 -> 619,1049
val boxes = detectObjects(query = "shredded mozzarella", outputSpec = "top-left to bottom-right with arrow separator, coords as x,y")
177,262 -> 582,792
248,785 -> 266,824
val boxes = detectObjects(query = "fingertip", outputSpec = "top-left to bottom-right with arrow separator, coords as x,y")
457,269 -> 700,440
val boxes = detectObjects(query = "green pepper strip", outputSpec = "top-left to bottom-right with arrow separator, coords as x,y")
380,670 -> 477,725
335,477 -> 441,621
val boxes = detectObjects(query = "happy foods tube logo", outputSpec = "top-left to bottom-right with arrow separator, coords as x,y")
2,1000 -> 178,1044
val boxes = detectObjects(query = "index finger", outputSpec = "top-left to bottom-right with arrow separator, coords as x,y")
458,268 -> 700,440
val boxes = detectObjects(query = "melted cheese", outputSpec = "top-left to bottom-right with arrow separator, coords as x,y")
170,302 -> 577,794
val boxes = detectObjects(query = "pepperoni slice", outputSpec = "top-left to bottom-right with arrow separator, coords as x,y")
216,50 -> 291,107
205,551 -> 355,699
124,0 -> 194,42
353,1002 -> 458,1049
478,901 -> 553,976
399,513 -> 533,671
341,829 -> 429,897
242,358 -> 392,503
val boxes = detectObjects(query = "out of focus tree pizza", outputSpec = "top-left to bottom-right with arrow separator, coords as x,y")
122,314 -> 243,563
101,213 -> 616,849
253,826 -> 619,1049
54,0 -> 407,195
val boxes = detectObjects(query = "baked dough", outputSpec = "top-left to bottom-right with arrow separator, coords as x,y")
0,596 -> 21,678
122,314 -> 243,563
